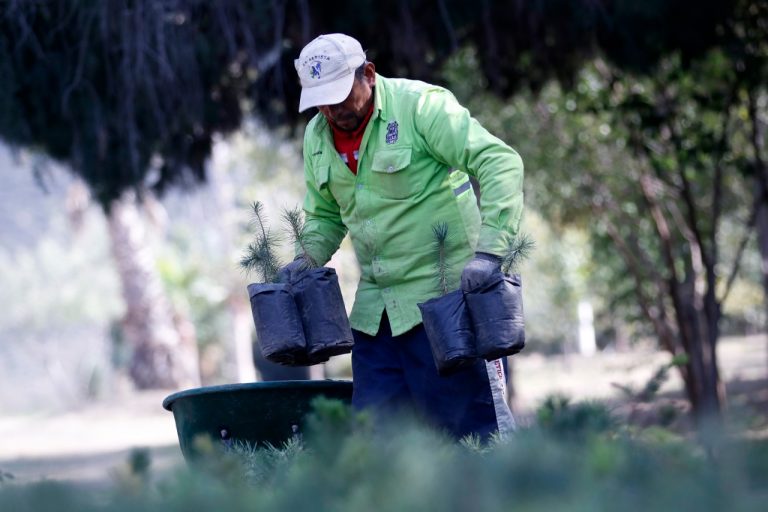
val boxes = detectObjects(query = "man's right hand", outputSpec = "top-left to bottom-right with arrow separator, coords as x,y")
277,256 -> 310,283
460,252 -> 502,292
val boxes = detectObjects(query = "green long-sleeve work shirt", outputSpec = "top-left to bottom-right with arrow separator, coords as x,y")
300,74 -> 524,336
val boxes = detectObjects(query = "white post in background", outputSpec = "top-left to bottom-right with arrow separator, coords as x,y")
309,364 -> 326,380
578,300 -> 597,356
231,293 -> 258,382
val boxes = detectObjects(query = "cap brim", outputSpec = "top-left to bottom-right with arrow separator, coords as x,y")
298,72 -> 355,113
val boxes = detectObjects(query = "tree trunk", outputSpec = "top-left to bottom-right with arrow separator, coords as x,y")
675,281 -> 722,423
107,190 -> 200,389
704,286 -> 725,415
748,89 -> 768,380
756,201 -> 768,376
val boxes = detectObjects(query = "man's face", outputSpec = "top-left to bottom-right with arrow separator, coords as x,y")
318,62 -> 376,132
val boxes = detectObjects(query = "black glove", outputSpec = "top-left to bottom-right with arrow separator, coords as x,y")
460,252 -> 501,292
278,255 -> 310,284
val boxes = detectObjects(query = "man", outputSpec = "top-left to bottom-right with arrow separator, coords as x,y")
283,33 -> 523,439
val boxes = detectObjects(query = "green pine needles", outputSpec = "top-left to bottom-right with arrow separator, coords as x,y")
431,222 -> 452,296
501,233 -> 535,275
430,225 -> 535,292
240,201 -> 282,283
281,206 -> 319,270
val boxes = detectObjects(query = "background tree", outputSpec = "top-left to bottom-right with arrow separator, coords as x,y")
439,0 -> 767,421
563,0 -> 767,421
565,52 -> 754,420
0,0 -> 283,387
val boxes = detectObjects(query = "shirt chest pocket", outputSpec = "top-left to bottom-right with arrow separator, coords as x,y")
314,163 -> 355,207
369,146 -> 414,199
313,164 -> 330,190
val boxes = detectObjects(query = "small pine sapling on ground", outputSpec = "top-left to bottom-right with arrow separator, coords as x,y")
240,201 -> 283,283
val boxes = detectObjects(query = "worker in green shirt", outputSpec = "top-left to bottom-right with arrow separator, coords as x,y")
281,33 -> 523,439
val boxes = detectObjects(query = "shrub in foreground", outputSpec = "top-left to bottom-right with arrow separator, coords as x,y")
1,398 -> 767,511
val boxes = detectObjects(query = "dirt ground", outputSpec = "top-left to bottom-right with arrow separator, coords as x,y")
1,334 -> 766,488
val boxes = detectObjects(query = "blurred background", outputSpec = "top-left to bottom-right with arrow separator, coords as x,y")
0,0 -> 766,485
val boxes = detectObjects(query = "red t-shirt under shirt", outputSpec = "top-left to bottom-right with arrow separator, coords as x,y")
330,101 -> 374,175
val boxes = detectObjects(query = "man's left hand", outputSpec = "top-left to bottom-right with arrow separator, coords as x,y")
277,255 -> 310,284
461,252 -> 501,292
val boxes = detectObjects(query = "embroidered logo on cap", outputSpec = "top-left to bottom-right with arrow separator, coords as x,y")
385,121 -> 399,144
310,61 -> 322,79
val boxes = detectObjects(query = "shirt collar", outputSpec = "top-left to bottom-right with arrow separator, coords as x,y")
373,73 -> 387,120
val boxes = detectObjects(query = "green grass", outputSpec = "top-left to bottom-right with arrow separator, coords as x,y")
2,397 -> 767,511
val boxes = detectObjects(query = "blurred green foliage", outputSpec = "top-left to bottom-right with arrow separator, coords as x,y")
441,20 -> 767,416
536,395 -> 618,439
0,470 -> 14,484
443,43 -> 766,346
1,398 -> 767,511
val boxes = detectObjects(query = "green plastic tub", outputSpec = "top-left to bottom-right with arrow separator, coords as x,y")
163,380 -> 353,460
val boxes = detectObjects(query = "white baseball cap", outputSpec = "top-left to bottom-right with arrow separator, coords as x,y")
294,34 -> 366,113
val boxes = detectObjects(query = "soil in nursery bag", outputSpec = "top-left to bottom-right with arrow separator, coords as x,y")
465,273 -> 525,360
418,289 -> 478,376
247,282 -> 307,365
291,267 -> 354,364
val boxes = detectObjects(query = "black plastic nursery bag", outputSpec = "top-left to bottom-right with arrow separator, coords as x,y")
465,273 -> 525,360
291,267 -> 354,364
418,289 -> 478,376
247,283 -> 307,365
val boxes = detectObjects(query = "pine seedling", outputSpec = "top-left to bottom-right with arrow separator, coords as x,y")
613,354 -> 688,403
281,205 -> 319,269
234,437 -> 304,485
431,222 -> 452,295
500,233 -> 535,275
240,201 -> 282,282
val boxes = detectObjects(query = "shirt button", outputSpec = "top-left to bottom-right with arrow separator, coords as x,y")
356,183 -> 364,190
387,165 -> 394,173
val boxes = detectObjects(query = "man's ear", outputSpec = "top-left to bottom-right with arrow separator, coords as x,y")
364,62 -> 376,87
